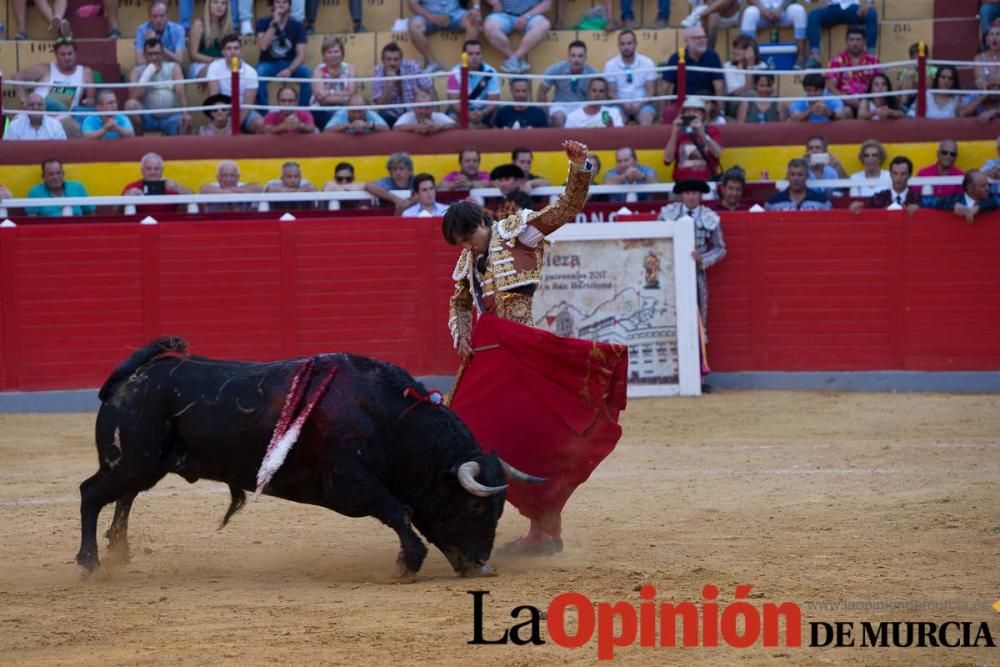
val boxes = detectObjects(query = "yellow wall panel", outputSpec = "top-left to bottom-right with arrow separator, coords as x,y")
883,0 -> 933,21
879,20 -> 932,64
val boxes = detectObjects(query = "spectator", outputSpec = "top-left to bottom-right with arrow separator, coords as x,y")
917,66 -> 963,120
604,147 -> 658,202
0,185 -> 11,201
826,25 -> 880,118
512,147 -> 550,188
489,164 -> 528,207
849,139 -> 889,197
255,0 -> 311,107
482,0 -> 552,74
439,147 -> 492,191
736,73 -> 786,123
322,162 -> 367,210
263,85 -> 316,134
135,2 -> 186,66
537,40 -> 598,128
188,0 -> 230,79
722,34 -> 766,117
207,34 -> 264,134
323,94 -> 389,133
917,139 -> 964,199
265,161 -> 318,210
663,96 -> 723,182
402,173 -> 451,216
789,72 -> 849,122
740,0 -> 808,67
710,168 -> 750,211
199,94 -> 234,136
311,37 -> 357,129
585,152 -> 604,200
493,78 -> 549,128
393,90 -> 458,133
446,40 -> 500,127
82,90 -> 135,140
975,24 -> 1000,90
372,42 -> 436,128
10,0 -> 71,41
804,134 -> 848,194
656,178 -> 726,392
856,73 -> 905,121
3,93 -> 68,141
805,0 -> 878,70
122,152 -> 193,214
680,0 -> 742,50
564,77 -> 624,128
200,160 -> 262,211
765,158 -> 833,211
660,25 -> 724,121
604,29 -> 657,126
126,38 -> 193,137
933,170 -> 997,223
408,0 -> 482,73
26,159 -> 93,217
364,152 -> 417,212
979,135 -> 1000,196
849,156 -> 921,214
982,0 -> 1000,40
14,37 -> 95,138
970,72 -> 1000,123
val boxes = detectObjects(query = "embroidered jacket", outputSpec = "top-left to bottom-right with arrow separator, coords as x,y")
448,161 -> 592,346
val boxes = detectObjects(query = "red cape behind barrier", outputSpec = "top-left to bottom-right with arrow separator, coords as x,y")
449,314 -> 629,533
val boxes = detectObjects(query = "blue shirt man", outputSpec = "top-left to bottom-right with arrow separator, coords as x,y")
27,160 -> 94,217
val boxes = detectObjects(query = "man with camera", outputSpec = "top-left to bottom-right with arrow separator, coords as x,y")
663,96 -> 723,182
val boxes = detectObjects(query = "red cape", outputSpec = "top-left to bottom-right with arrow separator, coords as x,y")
450,314 -> 628,534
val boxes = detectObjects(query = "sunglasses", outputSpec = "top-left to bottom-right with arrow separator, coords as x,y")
54,36 -> 74,46
335,175 -> 353,183
939,150 -> 957,157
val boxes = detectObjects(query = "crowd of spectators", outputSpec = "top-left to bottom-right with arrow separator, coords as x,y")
7,0 -> 1000,140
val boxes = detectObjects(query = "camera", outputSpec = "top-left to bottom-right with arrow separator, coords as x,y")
681,114 -> 696,134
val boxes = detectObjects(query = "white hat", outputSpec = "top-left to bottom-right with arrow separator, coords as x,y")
681,96 -> 706,110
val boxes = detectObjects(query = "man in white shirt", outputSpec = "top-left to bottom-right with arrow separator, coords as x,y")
603,29 -> 657,126
200,160 -> 263,211
265,161 -> 318,211
564,77 -> 624,129
3,94 -> 68,141
401,173 -> 450,216
206,34 -> 264,134
393,90 -> 458,134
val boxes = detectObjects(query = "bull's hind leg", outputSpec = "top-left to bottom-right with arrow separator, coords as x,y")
76,469 -> 122,573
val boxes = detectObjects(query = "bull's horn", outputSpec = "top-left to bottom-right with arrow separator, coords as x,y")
499,458 -> 547,484
457,461 -> 507,497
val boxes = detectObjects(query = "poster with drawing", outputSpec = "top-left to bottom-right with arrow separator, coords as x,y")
533,221 -> 700,396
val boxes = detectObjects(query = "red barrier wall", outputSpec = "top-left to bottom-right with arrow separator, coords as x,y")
1,210 -> 998,392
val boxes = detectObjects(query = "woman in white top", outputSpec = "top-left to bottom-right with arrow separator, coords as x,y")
722,34 -> 765,116
188,0 -> 230,79
856,73 -> 905,121
311,36 -> 357,128
975,24 -> 1000,89
849,139 -> 890,197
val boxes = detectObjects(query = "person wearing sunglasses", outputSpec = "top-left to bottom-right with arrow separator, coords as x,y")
536,40 -> 597,128
848,139 -> 889,197
603,29 -> 657,126
322,162 -> 366,210
916,139 -> 964,199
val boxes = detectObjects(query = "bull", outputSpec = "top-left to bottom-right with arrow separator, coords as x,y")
76,337 -> 538,578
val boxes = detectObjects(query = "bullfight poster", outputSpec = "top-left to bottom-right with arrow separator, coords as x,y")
533,220 -> 700,396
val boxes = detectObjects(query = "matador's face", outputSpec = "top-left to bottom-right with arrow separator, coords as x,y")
459,222 -> 491,255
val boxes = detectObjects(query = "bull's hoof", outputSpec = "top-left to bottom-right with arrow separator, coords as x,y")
395,550 -> 420,580
462,563 -> 497,577
75,556 -> 100,579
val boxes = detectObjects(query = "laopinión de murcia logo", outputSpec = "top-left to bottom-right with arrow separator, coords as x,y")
467,585 -> 998,660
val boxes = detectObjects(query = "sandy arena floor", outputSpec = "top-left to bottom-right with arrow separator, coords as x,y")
0,391 -> 998,666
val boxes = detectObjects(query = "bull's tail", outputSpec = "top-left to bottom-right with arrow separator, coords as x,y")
219,485 -> 247,529
98,336 -> 189,402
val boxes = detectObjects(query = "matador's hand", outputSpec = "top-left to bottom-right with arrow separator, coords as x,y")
563,139 -> 589,168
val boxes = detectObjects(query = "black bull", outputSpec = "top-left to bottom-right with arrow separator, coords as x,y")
76,337 -> 534,578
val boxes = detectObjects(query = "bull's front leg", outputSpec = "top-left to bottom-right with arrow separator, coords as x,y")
377,499 -> 428,577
